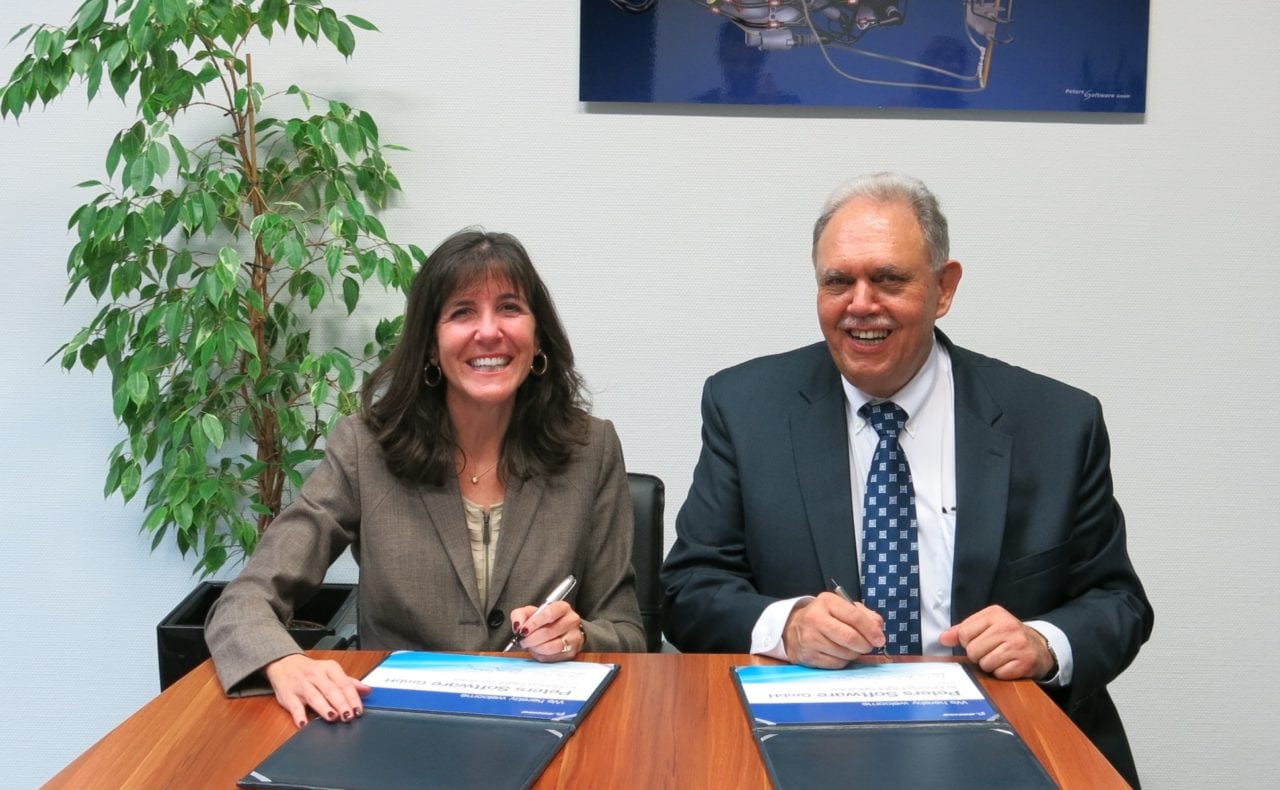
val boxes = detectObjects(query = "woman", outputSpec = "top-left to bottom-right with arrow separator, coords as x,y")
206,229 -> 645,728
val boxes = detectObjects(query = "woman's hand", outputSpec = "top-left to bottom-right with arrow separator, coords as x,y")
509,601 -> 584,662
263,653 -> 373,728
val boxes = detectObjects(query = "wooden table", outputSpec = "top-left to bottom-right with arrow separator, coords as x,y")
47,652 -> 1127,789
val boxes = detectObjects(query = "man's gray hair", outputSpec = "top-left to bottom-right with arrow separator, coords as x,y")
811,172 -> 950,272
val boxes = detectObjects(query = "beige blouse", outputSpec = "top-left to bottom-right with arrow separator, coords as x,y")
462,497 -> 503,604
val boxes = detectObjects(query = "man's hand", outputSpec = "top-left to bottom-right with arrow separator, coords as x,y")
783,592 -> 887,668
263,653 -> 373,728
939,605 -> 1055,680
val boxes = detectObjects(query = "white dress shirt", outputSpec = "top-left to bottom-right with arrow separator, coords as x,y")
750,339 -> 1071,685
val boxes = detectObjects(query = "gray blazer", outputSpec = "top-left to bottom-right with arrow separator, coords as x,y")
207,414 -> 645,695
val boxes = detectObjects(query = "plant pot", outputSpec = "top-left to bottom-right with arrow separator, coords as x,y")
156,580 -> 358,690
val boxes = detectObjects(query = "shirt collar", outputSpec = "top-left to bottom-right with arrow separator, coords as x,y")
841,337 -> 942,435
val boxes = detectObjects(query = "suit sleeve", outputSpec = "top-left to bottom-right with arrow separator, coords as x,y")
204,417 -> 362,695
660,376 -> 780,652
1039,398 -> 1153,704
575,420 -> 647,652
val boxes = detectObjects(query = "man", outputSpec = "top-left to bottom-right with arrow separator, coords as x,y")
660,172 -> 1153,785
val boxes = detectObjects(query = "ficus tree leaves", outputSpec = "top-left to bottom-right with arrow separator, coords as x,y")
3,0 -> 419,576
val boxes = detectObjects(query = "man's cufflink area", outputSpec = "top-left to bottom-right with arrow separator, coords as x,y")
1033,628 -> 1059,682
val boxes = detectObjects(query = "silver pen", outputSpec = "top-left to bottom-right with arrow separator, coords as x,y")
502,574 -> 578,652
829,578 -> 891,662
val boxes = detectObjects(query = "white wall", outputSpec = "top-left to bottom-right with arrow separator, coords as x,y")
2,2 -> 1276,787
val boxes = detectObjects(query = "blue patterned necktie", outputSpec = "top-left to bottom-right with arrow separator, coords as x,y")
859,401 -> 922,655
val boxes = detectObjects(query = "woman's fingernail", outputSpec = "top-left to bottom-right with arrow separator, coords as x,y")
519,627 -> 529,636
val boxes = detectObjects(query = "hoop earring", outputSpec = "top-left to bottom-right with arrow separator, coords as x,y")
530,351 -> 548,376
423,361 -> 443,387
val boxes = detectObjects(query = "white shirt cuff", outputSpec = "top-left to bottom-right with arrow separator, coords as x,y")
1025,619 -> 1073,687
750,596 -> 813,660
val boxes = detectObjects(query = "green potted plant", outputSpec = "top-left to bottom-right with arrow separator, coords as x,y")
1,0 -> 421,687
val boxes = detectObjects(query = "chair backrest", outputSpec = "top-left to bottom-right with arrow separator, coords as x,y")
627,472 -> 665,652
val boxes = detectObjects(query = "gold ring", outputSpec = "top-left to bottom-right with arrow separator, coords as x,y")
560,635 -> 571,654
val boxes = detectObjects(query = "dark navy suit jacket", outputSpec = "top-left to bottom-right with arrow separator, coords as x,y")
661,331 -> 1153,785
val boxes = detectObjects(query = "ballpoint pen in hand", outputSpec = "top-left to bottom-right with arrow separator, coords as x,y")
829,578 -> 891,662
502,574 -> 578,652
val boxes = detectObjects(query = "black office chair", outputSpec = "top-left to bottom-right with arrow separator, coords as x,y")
627,472 -> 665,652
319,473 -> 665,652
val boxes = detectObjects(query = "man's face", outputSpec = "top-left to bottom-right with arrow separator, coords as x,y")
815,197 -> 962,398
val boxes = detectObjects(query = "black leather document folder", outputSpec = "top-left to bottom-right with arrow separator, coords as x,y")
239,651 -> 618,790
733,662 -> 1055,790
238,710 -> 571,790
752,721 -> 1055,790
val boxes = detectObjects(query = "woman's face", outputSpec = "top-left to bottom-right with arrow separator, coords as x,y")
434,274 -> 538,415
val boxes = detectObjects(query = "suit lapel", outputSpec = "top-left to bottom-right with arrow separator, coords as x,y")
486,474 -> 544,609
790,353 -> 860,595
786,335 -> 1015,621
946,336 -> 1013,620
416,480 -> 484,616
